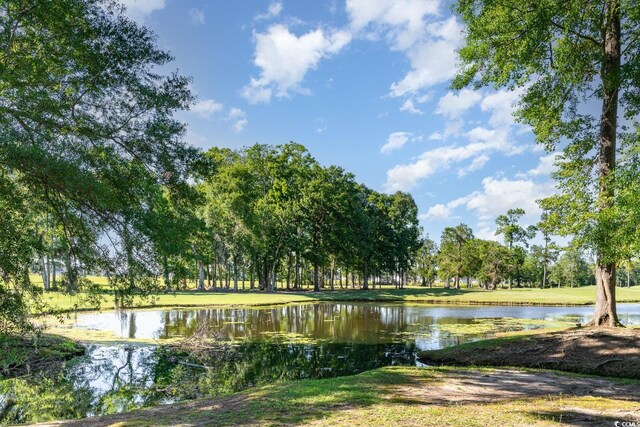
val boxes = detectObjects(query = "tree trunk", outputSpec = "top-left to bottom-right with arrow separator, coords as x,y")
330,258 -> 335,290
233,255 -> 238,292
41,255 -> 50,291
52,256 -> 57,291
163,256 -> 170,291
64,250 -> 77,293
197,259 -> 205,291
362,261 -> 369,290
313,263 -> 320,292
286,253 -> 292,290
593,0 -> 621,327
249,261 -> 254,290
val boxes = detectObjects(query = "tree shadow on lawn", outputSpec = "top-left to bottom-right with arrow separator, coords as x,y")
419,328 -> 640,379
528,410 -> 631,426
50,366 -> 640,427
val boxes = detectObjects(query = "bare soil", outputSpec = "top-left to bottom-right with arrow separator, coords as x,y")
35,367 -> 640,427
418,327 -> 640,379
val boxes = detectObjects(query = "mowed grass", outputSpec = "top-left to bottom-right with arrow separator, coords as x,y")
52,366 -> 640,427
29,276 -> 640,314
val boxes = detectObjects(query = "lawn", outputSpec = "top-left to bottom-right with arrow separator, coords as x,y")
48,366 -> 640,426
32,280 -> 640,314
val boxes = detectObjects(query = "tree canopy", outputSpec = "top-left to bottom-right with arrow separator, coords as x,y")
453,0 -> 640,326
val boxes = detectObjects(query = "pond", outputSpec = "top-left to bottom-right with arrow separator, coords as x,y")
2,302 -> 640,424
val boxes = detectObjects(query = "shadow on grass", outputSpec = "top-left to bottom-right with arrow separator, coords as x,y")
528,410 -> 626,426
418,328 -> 640,380
55,366 -> 640,426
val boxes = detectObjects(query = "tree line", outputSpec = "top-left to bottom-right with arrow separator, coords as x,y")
412,209 -> 620,291
161,142 -> 422,294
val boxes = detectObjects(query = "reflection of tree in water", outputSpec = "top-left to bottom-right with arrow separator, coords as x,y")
151,341 -> 416,401
1,303 -> 545,424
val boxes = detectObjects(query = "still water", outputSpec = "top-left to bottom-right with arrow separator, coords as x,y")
2,302 -> 640,424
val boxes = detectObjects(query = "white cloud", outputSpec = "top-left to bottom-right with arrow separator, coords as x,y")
527,153 -> 559,176
381,131 -> 412,154
463,177 -> 554,221
189,8 -> 205,25
120,0 -> 165,21
457,154 -> 489,177
389,17 -> 464,97
227,108 -> 248,133
346,0 -> 440,50
399,99 -> 423,115
242,25 -> 352,103
255,1 -> 283,21
185,129 -> 210,149
429,119 -> 464,141
191,99 -> 224,118
425,176 -> 554,235
384,126 -> 519,191
423,203 -> 451,220
422,194 -> 472,220
436,89 -> 482,119
480,88 -> 524,127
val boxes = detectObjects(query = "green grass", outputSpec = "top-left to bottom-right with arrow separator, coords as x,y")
31,280 -> 640,314
0,334 -> 84,378
58,366 -> 639,426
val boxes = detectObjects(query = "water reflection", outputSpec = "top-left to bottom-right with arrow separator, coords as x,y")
3,302 -> 640,424
67,302 -> 640,345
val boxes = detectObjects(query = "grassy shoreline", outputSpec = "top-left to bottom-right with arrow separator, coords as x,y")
39,365 -> 640,426
33,285 -> 640,315
0,334 -> 84,378
417,327 -> 640,379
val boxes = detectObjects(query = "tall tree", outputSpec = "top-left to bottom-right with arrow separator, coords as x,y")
414,235 -> 438,287
0,0 -> 196,330
453,0 -> 640,325
494,210 -> 535,288
438,224 -> 474,289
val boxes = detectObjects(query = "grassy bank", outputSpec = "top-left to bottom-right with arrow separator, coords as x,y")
0,334 -> 84,378
42,366 -> 640,426
417,327 -> 640,379
33,284 -> 640,314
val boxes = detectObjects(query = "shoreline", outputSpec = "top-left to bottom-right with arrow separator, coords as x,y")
33,286 -> 640,316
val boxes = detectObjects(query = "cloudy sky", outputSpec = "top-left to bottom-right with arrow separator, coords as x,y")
121,0 -> 558,241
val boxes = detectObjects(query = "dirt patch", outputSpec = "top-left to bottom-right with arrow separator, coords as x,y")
418,327 -> 640,379
34,367 -> 640,427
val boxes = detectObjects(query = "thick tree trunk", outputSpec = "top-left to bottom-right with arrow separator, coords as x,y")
64,250 -> 77,293
594,262 -> 619,326
197,259 -> 205,291
593,0 -> 621,327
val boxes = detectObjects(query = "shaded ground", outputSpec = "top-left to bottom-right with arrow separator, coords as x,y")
35,366 -> 640,426
0,334 -> 84,378
418,327 -> 640,379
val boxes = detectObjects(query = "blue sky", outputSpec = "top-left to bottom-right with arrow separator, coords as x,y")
121,0 -> 558,242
